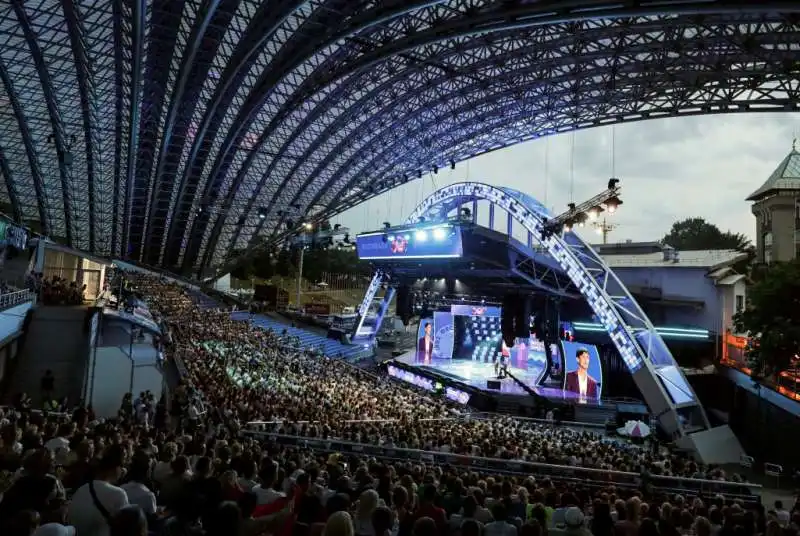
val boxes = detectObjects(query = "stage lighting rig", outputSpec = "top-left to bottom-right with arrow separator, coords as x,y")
540,181 -> 623,239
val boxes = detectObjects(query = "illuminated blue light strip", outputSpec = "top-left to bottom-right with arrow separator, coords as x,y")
358,253 -> 462,260
572,322 -> 709,339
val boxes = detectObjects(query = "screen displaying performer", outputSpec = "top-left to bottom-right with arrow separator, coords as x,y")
561,341 -> 602,400
416,318 -> 435,363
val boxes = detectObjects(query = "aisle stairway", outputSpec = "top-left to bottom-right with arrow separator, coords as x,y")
6,305 -> 88,406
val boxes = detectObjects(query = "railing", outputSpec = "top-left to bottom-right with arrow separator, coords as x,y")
0,288 -> 35,310
239,430 -> 760,501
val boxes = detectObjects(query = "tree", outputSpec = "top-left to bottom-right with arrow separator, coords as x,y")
662,217 -> 751,251
733,259 -> 800,376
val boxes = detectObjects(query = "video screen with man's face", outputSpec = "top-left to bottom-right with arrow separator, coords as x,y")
560,340 -> 603,400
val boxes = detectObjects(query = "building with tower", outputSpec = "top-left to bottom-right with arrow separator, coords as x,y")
747,143 -> 800,263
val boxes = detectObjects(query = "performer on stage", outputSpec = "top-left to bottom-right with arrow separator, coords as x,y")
564,348 -> 599,399
417,322 -> 434,363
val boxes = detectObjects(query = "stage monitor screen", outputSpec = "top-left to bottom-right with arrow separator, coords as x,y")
560,340 -> 603,401
356,225 -> 462,260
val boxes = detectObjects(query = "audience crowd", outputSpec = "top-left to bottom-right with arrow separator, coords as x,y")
0,270 -> 797,536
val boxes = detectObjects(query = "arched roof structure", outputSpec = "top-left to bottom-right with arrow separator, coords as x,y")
0,1 -> 799,275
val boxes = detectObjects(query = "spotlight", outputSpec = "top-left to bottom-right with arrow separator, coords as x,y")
604,196 -> 622,214
608,177 -> 620,189
304,222 -> 313,230
586,207 -> 603,220
595,226 -> 604,235
415,230 -> 428,242
404,234 -> 411,240
257,207 -> 267,219
563,221 -> 573,233
432,228 -> 447,241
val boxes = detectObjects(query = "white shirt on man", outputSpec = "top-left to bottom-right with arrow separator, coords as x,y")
578,374 -> 588,396
120,481 -> 157,514
68,480 -> 129,536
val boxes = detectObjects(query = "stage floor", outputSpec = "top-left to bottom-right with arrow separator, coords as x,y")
393,352 -> 540,395
393,351 -> 592,400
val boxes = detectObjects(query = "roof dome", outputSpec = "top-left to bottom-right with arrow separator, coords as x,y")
746,144 -> 800,201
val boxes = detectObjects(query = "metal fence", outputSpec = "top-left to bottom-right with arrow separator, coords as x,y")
240,429 -> 759,500
240,429 -> 760,501
0,288 -> 35,311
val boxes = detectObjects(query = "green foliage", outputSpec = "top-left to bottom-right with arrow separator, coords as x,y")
733,259 -> 800,376
662,217 -> 751,251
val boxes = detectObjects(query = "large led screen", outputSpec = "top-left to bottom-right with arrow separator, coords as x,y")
356,225 -> 463,260
560,340 -> 603,401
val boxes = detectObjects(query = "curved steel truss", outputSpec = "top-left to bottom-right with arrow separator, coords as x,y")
389,181 -> 706,436
0,2 -> 799,272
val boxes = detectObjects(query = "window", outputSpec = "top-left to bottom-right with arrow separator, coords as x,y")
765,250 -> 772,264
764,232 -> 773,247
735,295 -> 744,312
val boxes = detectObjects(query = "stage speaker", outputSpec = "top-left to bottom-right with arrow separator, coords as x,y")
396,285 -> 412,325
327,328 -> 346,340
487,380 -> 502,391
501,295 -> 516,347
515,296 -> 531,338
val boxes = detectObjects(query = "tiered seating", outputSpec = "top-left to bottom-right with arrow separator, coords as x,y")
230,310 -> 368,360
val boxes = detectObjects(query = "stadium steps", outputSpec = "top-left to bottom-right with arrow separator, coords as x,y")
230,311 -> 366,360
5,305 -> 89,407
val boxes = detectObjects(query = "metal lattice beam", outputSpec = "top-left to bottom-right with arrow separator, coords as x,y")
122,0 -> 146,257
62,0 -> 97,252
12,0 -> 74,244
0,57 -> 46,230
2,1 -> 800,271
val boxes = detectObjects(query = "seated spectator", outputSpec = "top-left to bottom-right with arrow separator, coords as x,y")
68,445 -> 129,536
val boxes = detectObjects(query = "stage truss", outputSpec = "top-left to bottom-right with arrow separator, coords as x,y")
355,182 -> 709,438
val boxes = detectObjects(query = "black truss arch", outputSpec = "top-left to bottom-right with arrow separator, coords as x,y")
62,0 -> 97,252
0,58 -> 45,230
141,0 -> 240,266
186,6 -> 800,272
175,0 -> 461,272
11,0 -> 74,244
126,0 -> 185,262
160,0 -> 317,269
206,14 -> 800,263
5,1 -> 800,272
211,20 -> 728,259
122,0 -> 146,258
0,145 -> 22,224
111,0 -> 129,257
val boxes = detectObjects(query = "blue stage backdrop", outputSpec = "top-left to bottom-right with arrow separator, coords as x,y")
356,225 -> 463,260
560,340 -> 603,400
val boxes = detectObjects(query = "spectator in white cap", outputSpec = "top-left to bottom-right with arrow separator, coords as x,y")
562,507 -> 590,536
33,523 -> 75,536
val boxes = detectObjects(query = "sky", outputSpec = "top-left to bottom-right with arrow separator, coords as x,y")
334,113 -> 799,245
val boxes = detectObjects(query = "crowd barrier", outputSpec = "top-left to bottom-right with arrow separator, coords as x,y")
0,288 -> 36,310
239,429 -> 761,501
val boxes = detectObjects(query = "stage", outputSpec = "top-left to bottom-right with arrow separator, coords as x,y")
391,350 -> 591,401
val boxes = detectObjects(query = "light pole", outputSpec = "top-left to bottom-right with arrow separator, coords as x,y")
593,218 -> 618,244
